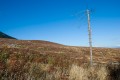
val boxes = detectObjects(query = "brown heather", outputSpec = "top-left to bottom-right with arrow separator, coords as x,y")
0,38 -> 120,80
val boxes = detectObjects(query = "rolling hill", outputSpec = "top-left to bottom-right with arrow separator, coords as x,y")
0,38 -> 120,64
0,38 -> 120,79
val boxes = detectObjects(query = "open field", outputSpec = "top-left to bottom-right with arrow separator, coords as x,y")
0,38 -> 120,80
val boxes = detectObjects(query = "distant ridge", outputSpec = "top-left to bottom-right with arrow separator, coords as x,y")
0,31 -> 16,39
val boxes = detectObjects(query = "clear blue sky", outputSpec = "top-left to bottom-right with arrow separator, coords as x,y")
0,0 -> 120,47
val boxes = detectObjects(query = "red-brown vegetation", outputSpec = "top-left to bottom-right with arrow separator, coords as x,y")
0,38 -> 120,80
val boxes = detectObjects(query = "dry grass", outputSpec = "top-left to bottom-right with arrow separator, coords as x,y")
69,64 -> 107,80
0,62 -> 120,80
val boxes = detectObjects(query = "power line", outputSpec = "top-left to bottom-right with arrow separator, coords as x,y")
74,8 -> 93,66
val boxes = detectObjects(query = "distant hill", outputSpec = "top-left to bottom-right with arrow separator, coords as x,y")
0,31 -> 16,39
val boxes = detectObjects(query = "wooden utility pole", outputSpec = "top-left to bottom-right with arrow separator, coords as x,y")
86,9 -> 93,66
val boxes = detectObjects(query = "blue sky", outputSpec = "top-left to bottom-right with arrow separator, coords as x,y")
0,0 -> 120,47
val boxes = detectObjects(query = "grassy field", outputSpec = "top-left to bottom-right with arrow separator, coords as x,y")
0,38 -> 120,80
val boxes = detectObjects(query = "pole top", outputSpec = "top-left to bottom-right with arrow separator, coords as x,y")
86,9 -> 90,14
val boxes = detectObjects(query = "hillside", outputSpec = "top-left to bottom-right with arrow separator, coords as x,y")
0,31 -> 16,39
0,38 -> 120,80
0,38 -> 120,64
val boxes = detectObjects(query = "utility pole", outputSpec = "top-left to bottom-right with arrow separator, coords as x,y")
86,9 -> 93,66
